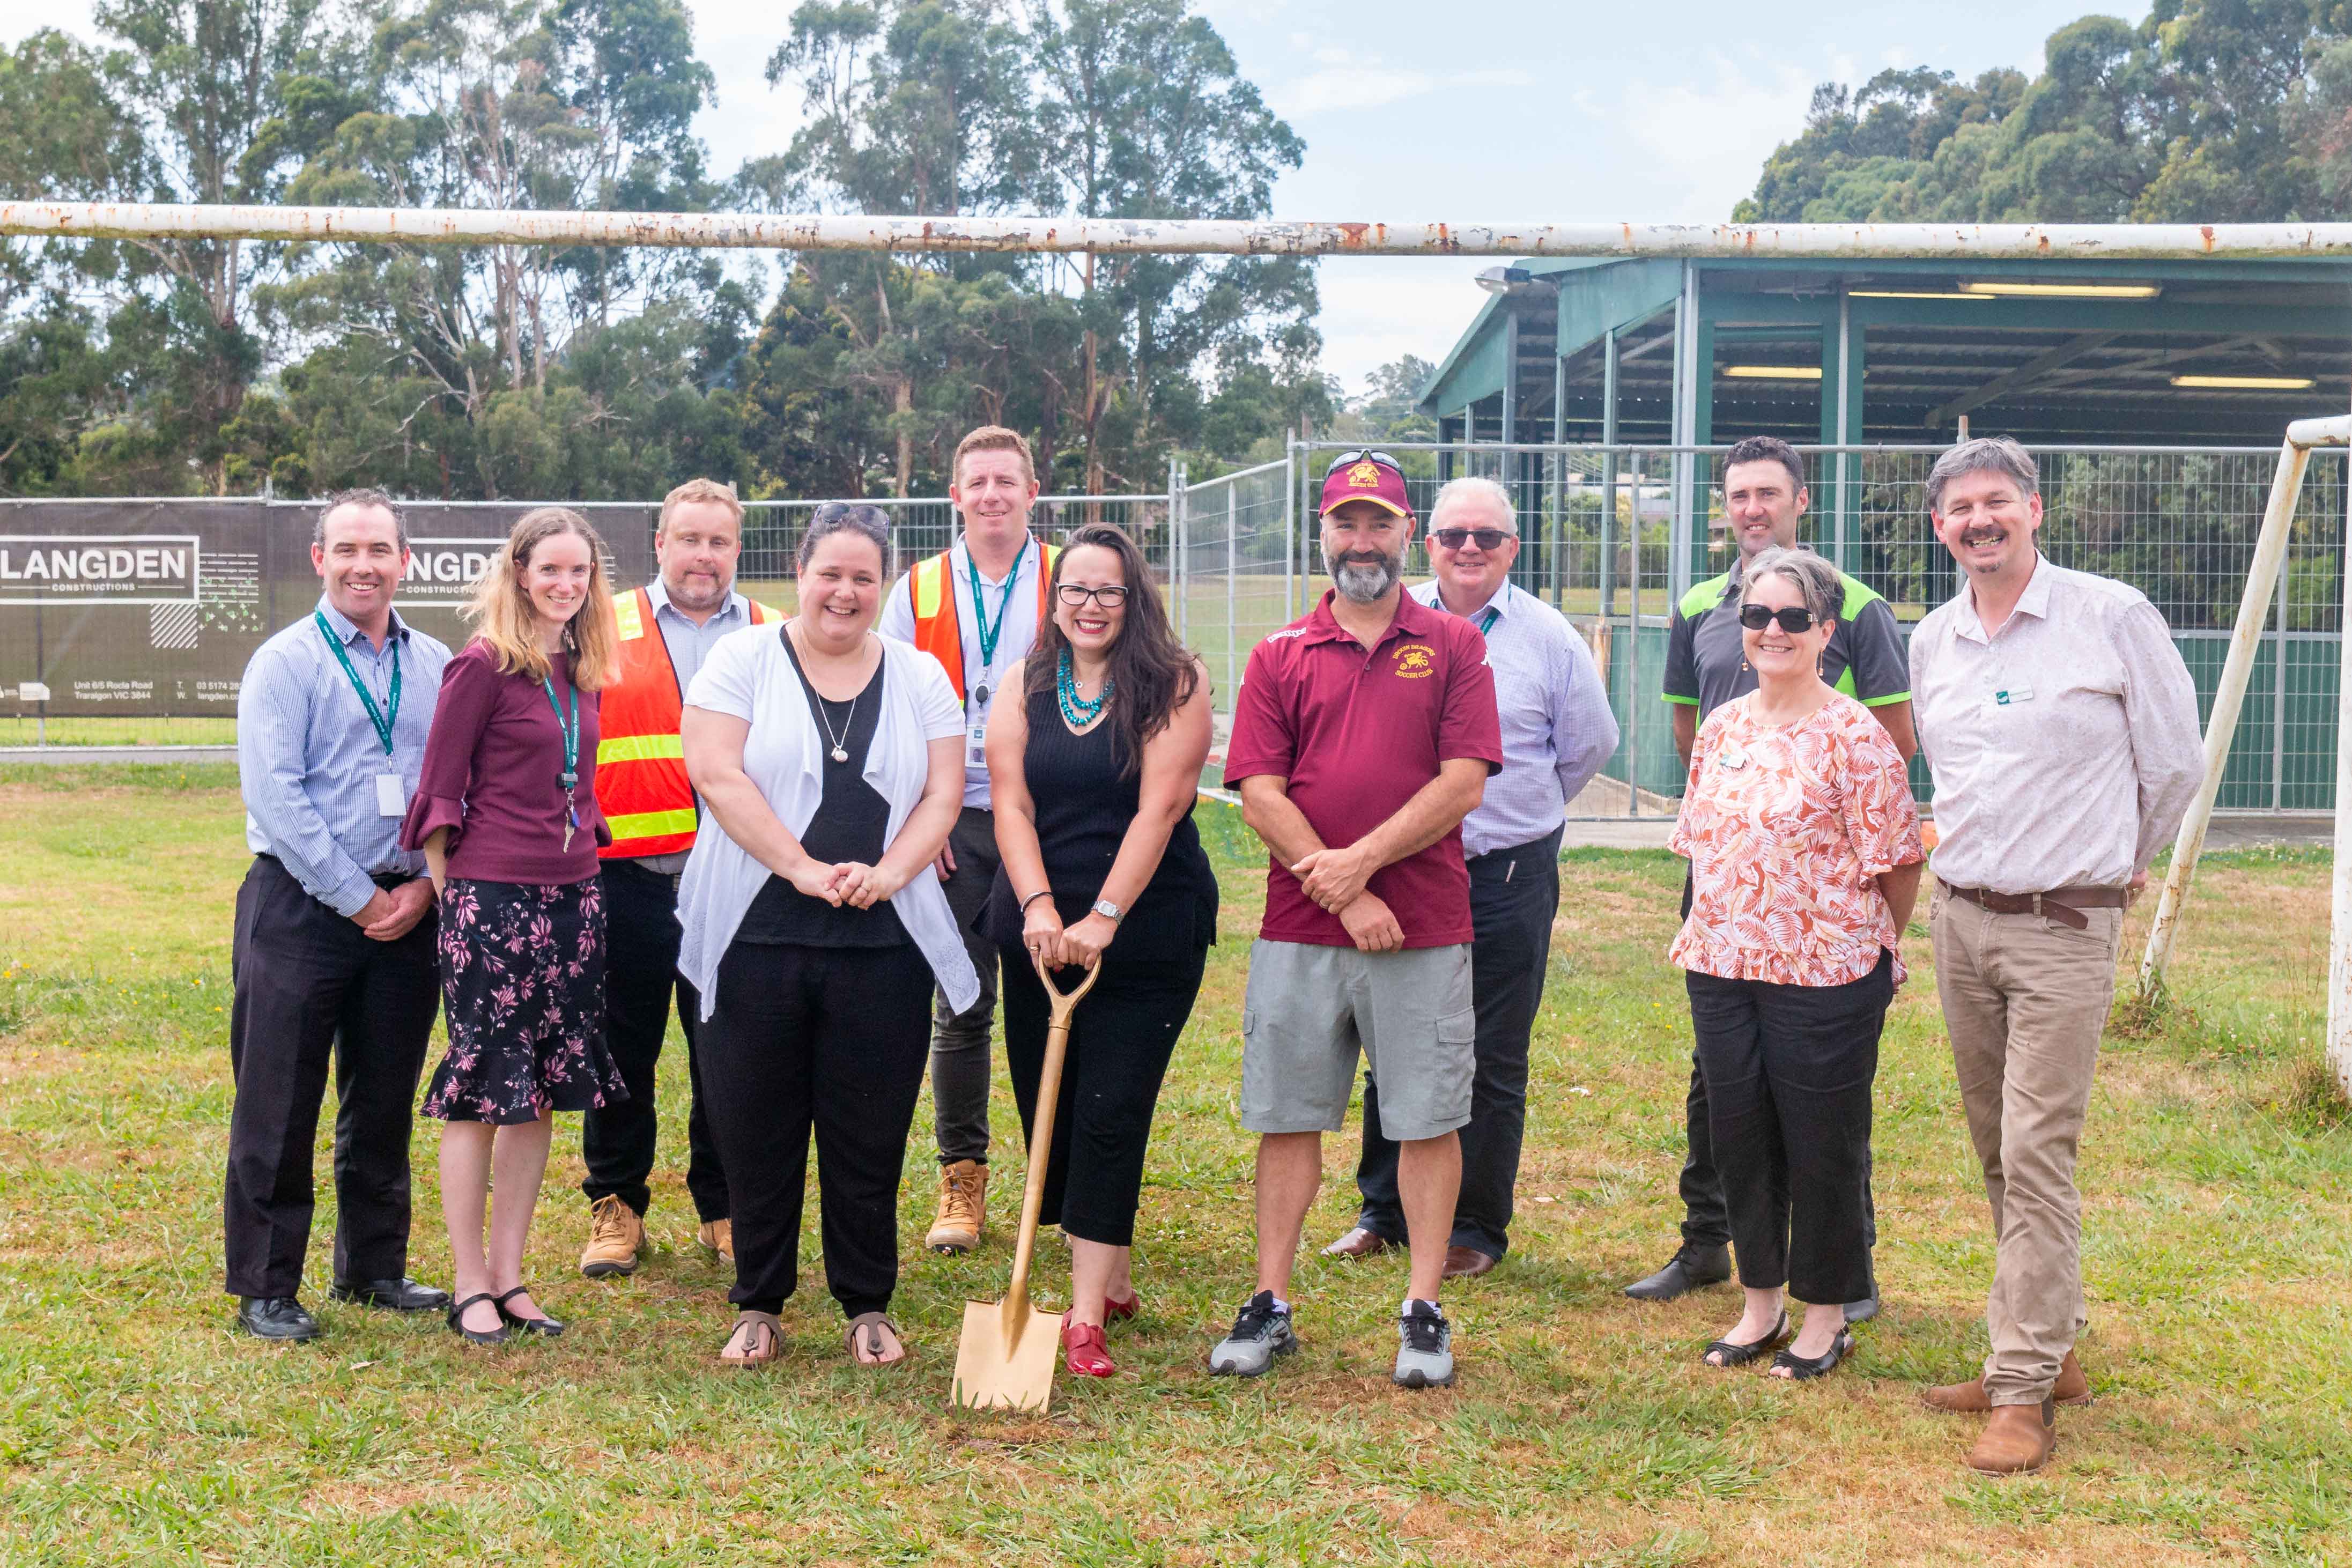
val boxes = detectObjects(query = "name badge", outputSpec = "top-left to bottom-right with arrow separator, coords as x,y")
1991,685 -> 2035,707
1718,744 -> 1749,772
375,773 -> 406,817
966,691 -> 992,770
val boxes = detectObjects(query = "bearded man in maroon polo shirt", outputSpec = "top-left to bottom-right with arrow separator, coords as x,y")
1207,451 -> 1503,1391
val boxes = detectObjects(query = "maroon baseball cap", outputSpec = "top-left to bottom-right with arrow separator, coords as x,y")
1319,450 -> 1413,520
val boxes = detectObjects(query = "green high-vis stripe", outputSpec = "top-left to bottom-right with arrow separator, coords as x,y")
606,807 -> 699,840
598,733 -> 685,765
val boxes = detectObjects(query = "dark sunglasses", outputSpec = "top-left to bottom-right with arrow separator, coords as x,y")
1056,582 -> 1130,608
1325,449 -> 1402,476
1737,604 -> 1820,633
1430,527 -> 1513,550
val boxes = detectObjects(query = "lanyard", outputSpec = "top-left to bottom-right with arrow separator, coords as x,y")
964,536 -> 1030,674
540,672 -> 580,789
1450,587 -> 1502,636
314,611 -> 401,755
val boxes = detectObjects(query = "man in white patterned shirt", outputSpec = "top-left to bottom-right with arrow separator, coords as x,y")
1909,437 -> 2202,1475
228,489 -> 452,1341
1322,475 -> 1619,1278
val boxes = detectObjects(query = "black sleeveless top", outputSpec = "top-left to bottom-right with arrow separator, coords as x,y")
982,684 -> 1218,961
735,631 -> 908,948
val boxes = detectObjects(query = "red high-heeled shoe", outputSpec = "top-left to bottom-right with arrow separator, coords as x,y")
1061,1317 -> 1116,1378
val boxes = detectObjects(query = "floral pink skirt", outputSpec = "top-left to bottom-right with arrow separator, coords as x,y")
424,877 -> 626,1125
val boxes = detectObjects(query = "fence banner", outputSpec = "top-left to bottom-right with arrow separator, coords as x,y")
0,501 -> 659,719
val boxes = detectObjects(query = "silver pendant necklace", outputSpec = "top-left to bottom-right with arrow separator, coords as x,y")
816,692 -> 855,764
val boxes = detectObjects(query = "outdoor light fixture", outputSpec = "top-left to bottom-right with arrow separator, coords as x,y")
1475,265 -> 1536,294
1723,365 -> 1823,380
1850,290 -> 1990,300
1958,280 -> 2162,299
2171,374 -> 2317,390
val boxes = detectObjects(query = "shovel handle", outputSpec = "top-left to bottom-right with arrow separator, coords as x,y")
1003,952 -> 1102,1312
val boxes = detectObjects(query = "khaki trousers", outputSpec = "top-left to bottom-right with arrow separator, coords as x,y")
1928,882 -> 2124,1407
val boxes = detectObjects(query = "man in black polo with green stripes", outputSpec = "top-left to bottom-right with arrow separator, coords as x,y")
1627,434 -> 1917,1318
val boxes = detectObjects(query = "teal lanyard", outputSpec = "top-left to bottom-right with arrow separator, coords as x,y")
314,611 -> 401,755
1475,605 -> 1500,635
540,672 -> 580,792
965,537 -> 1030,674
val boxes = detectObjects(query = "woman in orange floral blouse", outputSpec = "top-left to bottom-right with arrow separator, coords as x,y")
1668,546 -> 1925,1381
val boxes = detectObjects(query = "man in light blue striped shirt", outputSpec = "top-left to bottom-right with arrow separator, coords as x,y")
227,489 -> 453,1342
1326,475 -> 1619,1277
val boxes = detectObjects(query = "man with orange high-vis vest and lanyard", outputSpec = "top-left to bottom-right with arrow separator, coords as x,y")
878,425 -> 1058,1254
578,478 -> 781,1280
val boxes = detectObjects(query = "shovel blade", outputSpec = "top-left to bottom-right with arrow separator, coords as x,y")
950,1298 -> 1062,1413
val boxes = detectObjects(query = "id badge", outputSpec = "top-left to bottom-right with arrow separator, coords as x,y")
1990,685 -> 2036,708
966,690 -> 992,770
375,773 -> 406,817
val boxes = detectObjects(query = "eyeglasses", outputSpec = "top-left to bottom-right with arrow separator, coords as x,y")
1737,604 -> 1820,634
1325,449 -> 1401,476
1430,527 -> 1513,550
1055,583 -> 1130,609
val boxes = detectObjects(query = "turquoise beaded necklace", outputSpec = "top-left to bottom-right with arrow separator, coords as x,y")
1056,647 -> 1113,728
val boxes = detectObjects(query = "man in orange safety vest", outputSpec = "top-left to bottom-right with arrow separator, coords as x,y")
877,426 -> 1058,1255
579,477 -> 779,1281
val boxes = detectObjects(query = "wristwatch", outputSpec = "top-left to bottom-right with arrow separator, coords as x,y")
1091,898 -> 1125,923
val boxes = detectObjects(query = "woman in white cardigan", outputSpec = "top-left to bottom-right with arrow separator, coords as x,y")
678,504 -> 975,1370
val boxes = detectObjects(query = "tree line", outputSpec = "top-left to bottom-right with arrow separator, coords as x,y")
1736,0 -> 2352,225
0,0 -> 1339,501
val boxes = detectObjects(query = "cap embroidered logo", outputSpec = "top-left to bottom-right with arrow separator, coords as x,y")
1347,460 -> 1382,489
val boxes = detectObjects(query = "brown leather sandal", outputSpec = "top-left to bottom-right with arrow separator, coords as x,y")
719,1310 -> 782,1369
845,1311 -> 905,1366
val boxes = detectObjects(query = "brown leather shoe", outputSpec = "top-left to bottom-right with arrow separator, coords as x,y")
1441,1245 -> 1496,1280
926,1159 -> 988,1254
579,1194 -> 644,1278
1320,1226 -> 1394,1260
1967,1399 -> 2057,1475
697,1217 -> 735,1266
1923,1349 -> 2093,1413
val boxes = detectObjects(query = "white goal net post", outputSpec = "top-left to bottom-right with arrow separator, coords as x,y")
8,200 -> 2350,1088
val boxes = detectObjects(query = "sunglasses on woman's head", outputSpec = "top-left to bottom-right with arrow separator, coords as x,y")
1737,604 -> 1820,633
1430,527 -> 1512,550
1056,583 -> 1130,608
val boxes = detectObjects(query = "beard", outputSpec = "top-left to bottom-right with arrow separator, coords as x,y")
663,569 -> 730,612
1323,544 -> 1401,604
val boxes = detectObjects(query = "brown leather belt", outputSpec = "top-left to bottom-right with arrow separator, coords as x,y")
1941,881 -> 2128,930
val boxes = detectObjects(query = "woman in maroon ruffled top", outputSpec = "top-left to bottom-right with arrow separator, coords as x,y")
401,506 -> 625,1346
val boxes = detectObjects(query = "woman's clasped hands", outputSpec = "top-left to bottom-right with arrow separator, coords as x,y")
782,855 -> 909,910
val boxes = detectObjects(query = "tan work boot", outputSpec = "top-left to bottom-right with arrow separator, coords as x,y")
698,1217 -> 735,1266
1923,1349 -> 2094,1413
926,1159 -> 988,1254
580,1194 -> 644,1278
1968,1399 -> 2057,1475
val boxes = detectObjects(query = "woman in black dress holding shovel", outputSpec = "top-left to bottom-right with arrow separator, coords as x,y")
985,522 -> 1219,1380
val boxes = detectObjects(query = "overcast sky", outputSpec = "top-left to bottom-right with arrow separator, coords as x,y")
11,0 -> 2142,395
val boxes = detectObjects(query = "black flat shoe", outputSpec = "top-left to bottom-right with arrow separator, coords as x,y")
331,1277 -> 452,1313
1625,1243 -> 1733,1301
1702,1310 -> 1789,1368
1772,1328 -> 1856,1381
236,1296 -> 322,1343
446,1293 -> 511,1346
492,1287 -> 564,1337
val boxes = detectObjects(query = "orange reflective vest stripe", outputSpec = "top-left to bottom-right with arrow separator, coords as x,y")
597,586 -> 778,859
908,541 -> 1059,701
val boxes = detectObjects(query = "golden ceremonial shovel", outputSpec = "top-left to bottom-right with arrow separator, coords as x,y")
951,952 -> 1102,1414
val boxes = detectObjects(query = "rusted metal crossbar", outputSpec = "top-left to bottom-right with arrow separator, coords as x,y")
9,203 -> 2352,257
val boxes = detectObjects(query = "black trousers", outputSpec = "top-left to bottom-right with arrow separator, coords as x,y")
1355,827 -> 1561,1260
1685,951 -> 1892,1306
928,806 -> 1001,1166
1001,946 -> 1208,1247
581,859 -> 728,1222
224,856 -> 440,1298
1677,869 -> 1877,1266
696,939 -> 933,1320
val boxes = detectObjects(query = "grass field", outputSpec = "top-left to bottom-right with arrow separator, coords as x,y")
2,765 -> 2348,1566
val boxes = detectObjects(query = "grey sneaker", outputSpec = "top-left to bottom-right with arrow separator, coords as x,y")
1394,1300 -> 1455,1388
1208,1290 -> 1297,1377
